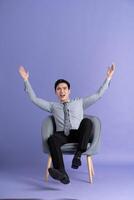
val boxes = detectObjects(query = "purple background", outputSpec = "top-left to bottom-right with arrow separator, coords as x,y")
0,0 -> 134,199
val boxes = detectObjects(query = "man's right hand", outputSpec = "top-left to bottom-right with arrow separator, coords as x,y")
19,66 -> 29,81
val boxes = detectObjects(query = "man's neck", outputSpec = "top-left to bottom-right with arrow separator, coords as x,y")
60,99 -> 70,103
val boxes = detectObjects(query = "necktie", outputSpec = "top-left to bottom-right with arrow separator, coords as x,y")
63,102 -> 71,136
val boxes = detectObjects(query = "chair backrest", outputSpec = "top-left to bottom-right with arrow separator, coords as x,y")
41,115 -> 101,155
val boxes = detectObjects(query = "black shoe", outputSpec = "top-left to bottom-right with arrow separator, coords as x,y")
71,151 -> 82,169
48,168 -> 70,184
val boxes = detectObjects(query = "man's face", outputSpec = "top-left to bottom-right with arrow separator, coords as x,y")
55,83 -> 70,103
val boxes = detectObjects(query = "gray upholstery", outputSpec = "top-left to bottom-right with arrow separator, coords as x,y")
41,115 -> 101,156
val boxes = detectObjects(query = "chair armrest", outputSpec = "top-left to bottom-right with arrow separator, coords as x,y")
83,115 -> 101,155
41,115 -> 56,153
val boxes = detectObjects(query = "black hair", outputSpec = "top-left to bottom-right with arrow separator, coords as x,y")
54,79 -> 70,91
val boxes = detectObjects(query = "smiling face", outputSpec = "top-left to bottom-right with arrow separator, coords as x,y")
55,83 -> 70,103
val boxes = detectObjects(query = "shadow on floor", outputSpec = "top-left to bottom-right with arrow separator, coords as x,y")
0,199 -> 44,200
55,198 -> 79,200
0,199 -> 79,200
17,176 -> 61,191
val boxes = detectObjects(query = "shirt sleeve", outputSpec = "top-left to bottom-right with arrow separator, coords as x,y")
24,80 -> 52,113
82,77 -> 111,110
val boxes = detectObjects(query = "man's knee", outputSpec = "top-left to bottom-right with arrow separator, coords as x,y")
81,118 -> 93,128
47,135 -> 57,145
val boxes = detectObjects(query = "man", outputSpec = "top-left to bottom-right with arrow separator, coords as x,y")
19,64 -> 115,184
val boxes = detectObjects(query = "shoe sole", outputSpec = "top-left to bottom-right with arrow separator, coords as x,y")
71,161 -> 81,169
48,168 -> 70,184
71,165 -> 79,169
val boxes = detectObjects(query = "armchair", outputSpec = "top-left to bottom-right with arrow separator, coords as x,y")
41,115 -> 101,183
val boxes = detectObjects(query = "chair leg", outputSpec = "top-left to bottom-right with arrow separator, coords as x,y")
90,157 -> 95,176
45,155 -> 52,181
86,156 -> 94,183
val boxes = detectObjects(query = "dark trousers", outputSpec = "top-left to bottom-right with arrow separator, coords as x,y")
47,118 -> 93,171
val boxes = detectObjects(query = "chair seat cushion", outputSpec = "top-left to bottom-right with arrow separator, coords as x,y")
61,143 -> 91,154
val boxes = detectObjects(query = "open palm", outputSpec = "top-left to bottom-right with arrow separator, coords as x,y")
107,64 -> 115,79
19,66 -> 29,81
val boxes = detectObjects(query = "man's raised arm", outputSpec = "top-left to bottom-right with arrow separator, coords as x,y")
83,64 -> 115,109
19,66 -> 52,112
